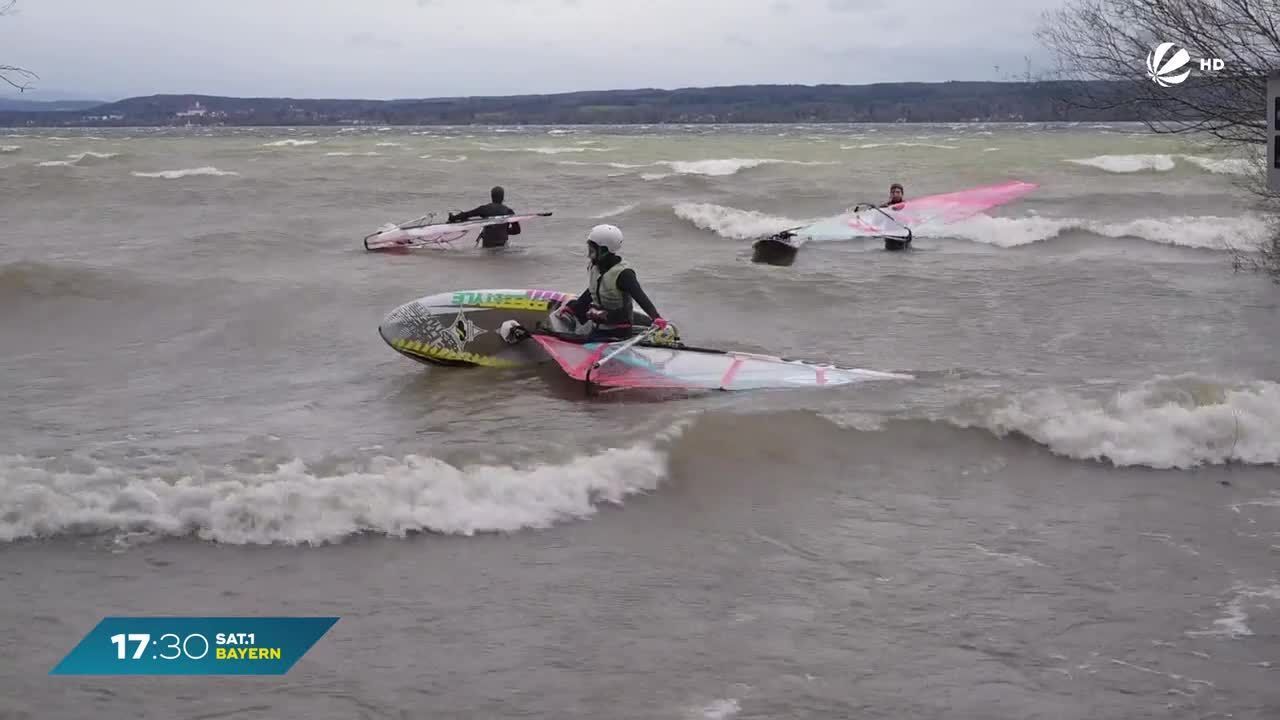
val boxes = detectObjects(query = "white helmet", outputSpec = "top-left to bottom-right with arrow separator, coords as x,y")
586,223 -> 623,253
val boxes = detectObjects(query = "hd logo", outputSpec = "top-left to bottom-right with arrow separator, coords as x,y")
1146,42 -> 1225,87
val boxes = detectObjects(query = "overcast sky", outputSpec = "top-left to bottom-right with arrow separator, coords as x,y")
2,0 -> 1062,100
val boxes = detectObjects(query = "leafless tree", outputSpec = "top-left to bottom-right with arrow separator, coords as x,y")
1037,0 -> 1280,280
1,0 -> 37,92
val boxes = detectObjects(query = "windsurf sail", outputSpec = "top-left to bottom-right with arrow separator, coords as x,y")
779,180 -> 1038,244
530,335 -> 912,392
364,212 -> 552,251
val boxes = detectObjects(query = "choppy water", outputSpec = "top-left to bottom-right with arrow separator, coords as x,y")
2,123 -> 1278,719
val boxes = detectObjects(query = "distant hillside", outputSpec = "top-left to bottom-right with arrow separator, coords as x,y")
0,81 -> 1143,127
0,98 -> 106,112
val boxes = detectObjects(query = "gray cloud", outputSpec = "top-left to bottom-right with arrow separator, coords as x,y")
0,0 -> 1060,100
827,0 -> 872,11
346,32 -> 402,49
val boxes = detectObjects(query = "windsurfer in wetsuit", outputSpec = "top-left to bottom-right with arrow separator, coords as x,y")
554,223 -> 672,342
449,185 -> 522,248
880,182 -> 905,208
878,183 -> 912,250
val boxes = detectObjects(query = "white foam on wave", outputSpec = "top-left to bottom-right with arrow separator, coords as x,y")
674,202 -> 1268,251
35,151 -> 120,167
325,151 -> 382,157
692,699 -> 741,719
424,154 -> 468,162
476,145 -> 617,155
842,142 -> 959,150
261,139 -> 318,147
942,213 -> 1270,250
561,158 -> 835,178
0,439 -> 673,545
374,142 -> 404,147
1186,584 -> 1280,638
593,203 -> 637,219
1180,155 -> 1256,175
131,167 -> 240,179
1066,154 -> 1177,172
557,160 -> 651,169
0,145 -> 19,153
1066,153 -> 1256,175
672,202 -> 805,239
661,158 -> 838,176
966,376 -> 1280,469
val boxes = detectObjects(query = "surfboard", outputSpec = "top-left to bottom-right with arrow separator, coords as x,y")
363,212 -> 553,252
378,288 -> 653,368
531,334 -> 913,392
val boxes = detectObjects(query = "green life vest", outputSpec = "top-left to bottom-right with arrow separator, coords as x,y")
588,259 -> 631,320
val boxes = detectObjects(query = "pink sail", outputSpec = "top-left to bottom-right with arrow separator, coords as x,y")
872,180 -> 1039,228
530,335 -> 912,392
793,180 -> 1038,242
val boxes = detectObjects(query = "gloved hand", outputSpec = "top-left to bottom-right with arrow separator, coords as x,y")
651,317 -> 669,330
555,301 -> 577,319
585,307 -> 608,322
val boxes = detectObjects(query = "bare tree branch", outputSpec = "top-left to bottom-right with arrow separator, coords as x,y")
1036,0 -> 1280,279
1036,0 -> 1279,143
0,0 -> 36,92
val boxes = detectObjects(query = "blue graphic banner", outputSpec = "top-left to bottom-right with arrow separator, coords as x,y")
50,617 -> 338,675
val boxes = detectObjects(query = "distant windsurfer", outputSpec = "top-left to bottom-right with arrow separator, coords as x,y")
449,185 -> 522,248
878,182 -> 912,250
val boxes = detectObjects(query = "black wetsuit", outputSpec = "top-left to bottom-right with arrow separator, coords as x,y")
451,202 -> 521,248
564,254 -> 661,340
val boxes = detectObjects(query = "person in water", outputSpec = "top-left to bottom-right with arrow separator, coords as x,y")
880,182 -> 905,208
554,223 -> 672,341
449,185 -> 521,248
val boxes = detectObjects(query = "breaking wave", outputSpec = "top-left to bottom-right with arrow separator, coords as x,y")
35,151 -> 120,167
1066,154 -> 1255,174
0,439 -> 672,545
131,166 -> 240,179
672,202 -> 805,240
324,151 -> 382,157
261,139 -> 318,147
656,158 -> 838,177
673,203 -> 1269,251
561,158 -> 837,179
1186,583 -> 1280,638
841,142 -> 959,150
593,203 -> 638,219
0,145 -> 19,153
3,374 -> 1277,548
951,376 -> 1280,469
942,213 -> 1270,250
557,160 -> 651,169
474,145 -> 617,154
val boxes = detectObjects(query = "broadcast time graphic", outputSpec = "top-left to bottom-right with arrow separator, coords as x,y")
49,617 -> 338,675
